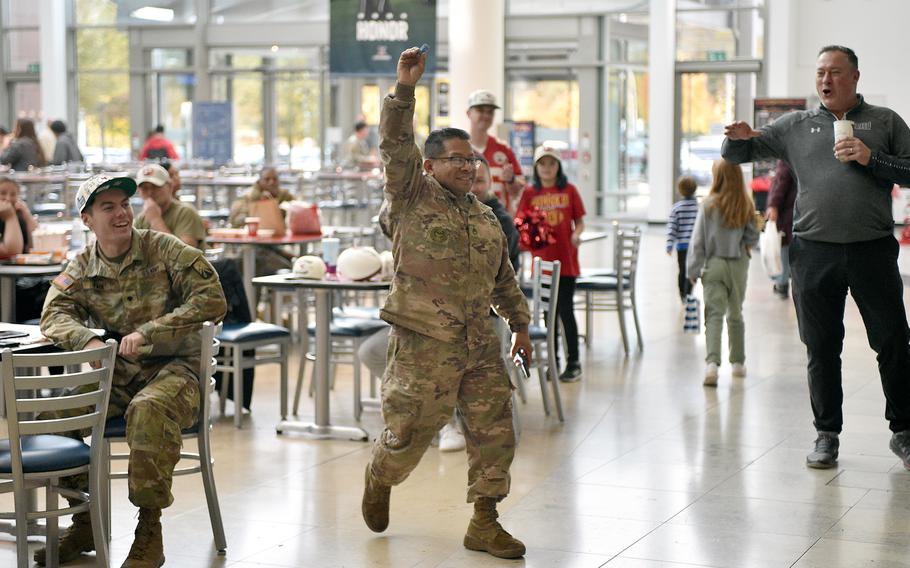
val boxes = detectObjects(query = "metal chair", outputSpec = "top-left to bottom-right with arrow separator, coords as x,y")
103,322 -> 226,554
527,258 -> 565,421
0,340 -> 117,568
575,225 -> 643,354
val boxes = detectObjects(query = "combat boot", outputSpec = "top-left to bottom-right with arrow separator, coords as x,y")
121,507 -> 164,568
34,511 -> 94,566
362,464 -> 391,532
463,497 -> 525,559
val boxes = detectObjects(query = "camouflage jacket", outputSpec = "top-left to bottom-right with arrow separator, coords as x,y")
229,184 -> 294,227
41,229 -> 227,384
378,83 -> 530,347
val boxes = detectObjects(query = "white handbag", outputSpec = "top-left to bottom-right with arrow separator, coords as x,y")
760,219 -> 783,278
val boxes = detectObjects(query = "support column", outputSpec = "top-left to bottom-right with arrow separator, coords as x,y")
448,0 -> 505,132
766,0 -> 797,97
646,0 -> 676,223
39,0 -> 67,121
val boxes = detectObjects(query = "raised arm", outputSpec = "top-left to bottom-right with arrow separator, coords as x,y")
380,47 -> 428,203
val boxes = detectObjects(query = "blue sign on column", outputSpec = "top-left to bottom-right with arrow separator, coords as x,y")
509,121 -> 536,178
193,101 -> 233,164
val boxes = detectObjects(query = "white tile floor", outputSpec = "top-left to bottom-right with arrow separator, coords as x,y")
3,226 -> 910,567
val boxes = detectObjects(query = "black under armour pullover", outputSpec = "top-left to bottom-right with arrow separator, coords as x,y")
722,95 -> 910,243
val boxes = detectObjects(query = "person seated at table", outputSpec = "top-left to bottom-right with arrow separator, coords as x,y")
229,166 -> 294,277
0,175 -> 37,257
160,160 -> 183,199
133,163 -> 207,250
36,173 -> 227,567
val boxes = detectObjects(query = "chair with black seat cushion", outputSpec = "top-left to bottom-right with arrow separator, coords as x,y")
215,321 -> 290,428
103,323 -> 225,554
0,340 -> 116,568
527,257 -> 564,421
296,315 -> 388,420
575,225 -> 643,354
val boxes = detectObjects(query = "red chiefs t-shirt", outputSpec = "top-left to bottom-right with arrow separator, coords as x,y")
476,136 -> 522,215
515,183 -> 586,277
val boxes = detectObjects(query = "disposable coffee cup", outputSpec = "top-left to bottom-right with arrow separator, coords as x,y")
322,237 -> 340,274
244,216 -> 260,237
833,119 -> 854,140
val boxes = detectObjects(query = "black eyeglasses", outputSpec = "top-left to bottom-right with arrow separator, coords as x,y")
434,156 -> 482,169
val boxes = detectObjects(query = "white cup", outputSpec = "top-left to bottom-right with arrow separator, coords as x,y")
834,120 -> 854,161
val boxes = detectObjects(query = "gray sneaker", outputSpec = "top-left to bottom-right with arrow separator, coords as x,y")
890,431 -> 910,470
806,431 -> 839,469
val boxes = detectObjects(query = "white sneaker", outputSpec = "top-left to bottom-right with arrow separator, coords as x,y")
703,363 -> 719,386
438,422 -> 466,452
732,363 -> 747,377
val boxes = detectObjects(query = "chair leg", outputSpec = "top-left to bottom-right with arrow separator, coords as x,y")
197,429 -> 227,553
13,481 -> 28,568
232,345 -> 243,428
103,441 -> 112,542
631,293 -> 643,351
280,340 -> 289,419
585,291 -> 594,345
534,342 -> 551,416
353,340 -> 363,421
218,346 -> 229,417
89,461 -> 110,568
45,479 -> 59,568
616,290 -> 630,355
293,352 -> 308,416
547,339 -> 565,422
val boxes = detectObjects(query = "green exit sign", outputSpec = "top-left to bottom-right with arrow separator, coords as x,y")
706,51 -> 727,61
26,63 -> 40,73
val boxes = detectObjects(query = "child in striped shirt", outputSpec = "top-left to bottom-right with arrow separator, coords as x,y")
666,176 -> 699,301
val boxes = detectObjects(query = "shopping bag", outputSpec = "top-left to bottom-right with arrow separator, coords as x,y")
684,294 -> 701,334
248,199 -> 286,237
760,219 -> 783,278
286,201 -> 322,235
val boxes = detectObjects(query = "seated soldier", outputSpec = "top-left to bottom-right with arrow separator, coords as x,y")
134,163 -> 207,250
37,174 -> 226,567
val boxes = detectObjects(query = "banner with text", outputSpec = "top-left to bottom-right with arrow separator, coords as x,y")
330,0 -> 436,76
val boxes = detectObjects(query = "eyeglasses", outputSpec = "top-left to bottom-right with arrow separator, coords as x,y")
434,156 -> 482,169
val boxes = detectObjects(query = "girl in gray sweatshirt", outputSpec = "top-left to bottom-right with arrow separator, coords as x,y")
687,159 -> 760,386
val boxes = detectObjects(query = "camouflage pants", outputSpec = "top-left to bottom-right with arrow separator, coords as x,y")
369,325 -> 516,502
45,364 -> 200,510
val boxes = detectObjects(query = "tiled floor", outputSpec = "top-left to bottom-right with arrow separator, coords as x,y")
3,226 -> 910,567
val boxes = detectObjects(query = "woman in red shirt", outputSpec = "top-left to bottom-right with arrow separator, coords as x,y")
515,145 -> 586,381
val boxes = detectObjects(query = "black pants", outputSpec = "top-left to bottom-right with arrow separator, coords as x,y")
553,276 -> 580,365
676,248 -> 692,300
790,236 -> 910,433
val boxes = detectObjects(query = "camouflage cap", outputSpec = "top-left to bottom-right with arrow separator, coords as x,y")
76,174 -> 137,213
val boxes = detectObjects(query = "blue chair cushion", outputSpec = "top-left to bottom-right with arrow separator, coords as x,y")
580,267 -> 615,278
104,416 -> 199,439
308,317 -> 388,338
520,283 -> 533,298
217,322 -> 290,344
576,275 -> 631,291
0,435 -> 90,474
528,325 -> 548,341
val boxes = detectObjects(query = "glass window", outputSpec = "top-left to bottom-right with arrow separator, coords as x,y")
212,74 -> 264,165
210,0 -> 327,23
10,82 -> 40,120
676,7 -> 764,61
604,68 -> 649,214
679,72 -> 737,194
6,2 -> 40,26
152,74 -> 194,158
78,72 -> 130,163
77,0 -> 196,25
360,85 -> 380,126
151,48 -> 191,70
275,71 -> 321,170
77,28 -> 128,70
76,0 -> 118,25
508,75 -> 579,180
6,29 -> 40,72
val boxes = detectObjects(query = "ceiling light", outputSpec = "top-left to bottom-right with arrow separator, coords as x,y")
131,7 -> 175,22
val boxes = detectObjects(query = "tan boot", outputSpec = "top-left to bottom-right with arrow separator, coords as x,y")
463,497 -> 525,559
34,511 -> 95,566
361,464 -> 391,533
121,508 -> 165,568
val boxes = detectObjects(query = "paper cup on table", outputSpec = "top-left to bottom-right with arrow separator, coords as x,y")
834,120 -> 854,162
244,217 -> 260,237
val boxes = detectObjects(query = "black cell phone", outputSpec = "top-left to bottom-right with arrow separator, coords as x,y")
0,330 -> 28,340
514,350 -> 530,379
0,340 -> 21,348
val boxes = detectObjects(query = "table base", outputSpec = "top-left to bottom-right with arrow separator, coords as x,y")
276,420 -> 369,441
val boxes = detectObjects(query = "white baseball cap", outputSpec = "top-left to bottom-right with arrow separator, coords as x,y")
533,144 -> 562,164
75,174 -> 137,213
135,164 -> 171,187
467,89 -> 500,109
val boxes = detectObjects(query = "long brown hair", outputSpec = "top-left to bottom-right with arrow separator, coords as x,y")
12,118 -> 47,167
705,159 -> 753,228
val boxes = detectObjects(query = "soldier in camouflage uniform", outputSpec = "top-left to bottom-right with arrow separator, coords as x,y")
361,47 -> 532,560
36,174 -> 227,568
